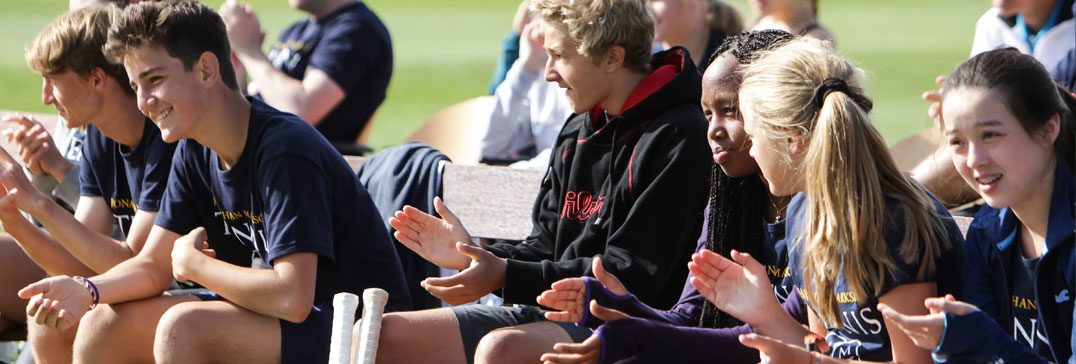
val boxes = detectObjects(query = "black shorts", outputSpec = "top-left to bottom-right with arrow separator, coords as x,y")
452,304 -> 593,364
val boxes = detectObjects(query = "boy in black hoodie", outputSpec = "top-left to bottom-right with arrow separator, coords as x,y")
376,0 -> 711,362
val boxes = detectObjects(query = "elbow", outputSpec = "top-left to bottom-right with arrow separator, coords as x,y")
278,294 -> 315,323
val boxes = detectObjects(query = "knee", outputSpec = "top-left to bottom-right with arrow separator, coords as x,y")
154,303 -> 204,364
373,313 -> 409,351
474,328 -> 536,363
72,304 -> 123,359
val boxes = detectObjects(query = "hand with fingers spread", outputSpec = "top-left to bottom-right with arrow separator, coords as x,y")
420,242 -> 506,305
171,227 -> 216,283
539,301 -> 627,364
390,196 -> 474,270
738,333 -> 816,364
922,75 -> 948,127
878,294 -> 977,350
18,276 -> 94,331
688,249 -> 783,326
537,256 -> 627,323
2,113 -> 71,179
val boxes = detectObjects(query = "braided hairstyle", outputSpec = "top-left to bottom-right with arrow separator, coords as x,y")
697,29 -> 795,329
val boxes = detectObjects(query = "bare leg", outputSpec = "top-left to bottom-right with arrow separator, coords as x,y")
358,308 -> 466,364
0,234 -> 45,340
473,321 -> 573,364
73,294 -> 199,364
154,300 -> 281,364
27,316 -> 77,364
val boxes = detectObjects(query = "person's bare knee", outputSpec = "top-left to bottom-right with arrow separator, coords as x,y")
73,303 -> 124,364
154,302 -> 206,364
370,309 -> 465,364
474,322 -> 571,364
28,319 -> 77,364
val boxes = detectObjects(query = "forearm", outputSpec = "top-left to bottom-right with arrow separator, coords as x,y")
2,219 -> 94,277
238,53 -> 314,124
599,318 -> 761,364
93,255 -> 174,304
181,253 -> 313,323
30,197 -> 135,272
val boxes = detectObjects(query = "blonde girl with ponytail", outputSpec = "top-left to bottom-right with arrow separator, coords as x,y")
688,36 -> 965,363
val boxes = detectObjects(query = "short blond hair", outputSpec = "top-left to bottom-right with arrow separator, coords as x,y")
26,5 -> 132,95
531,0 -> 654,72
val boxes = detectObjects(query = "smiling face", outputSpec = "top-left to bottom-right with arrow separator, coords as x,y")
942,86 -> 1057,209
701,54 -> 759,178
41,70 -> 101,128
543,23 -> 610,114
123,45 -> 209,143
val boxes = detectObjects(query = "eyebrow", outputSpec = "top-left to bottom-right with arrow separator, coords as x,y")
137,66 -> 165,80
945,119 -> 1003,134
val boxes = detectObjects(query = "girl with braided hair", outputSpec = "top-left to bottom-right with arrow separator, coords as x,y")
535,29 -> 808,364
688,36 -> 966,363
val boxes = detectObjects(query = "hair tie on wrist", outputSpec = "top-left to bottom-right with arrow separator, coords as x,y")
811,77 -> 850,110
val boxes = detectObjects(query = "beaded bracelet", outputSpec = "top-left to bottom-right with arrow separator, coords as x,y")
72,276 -> 99,310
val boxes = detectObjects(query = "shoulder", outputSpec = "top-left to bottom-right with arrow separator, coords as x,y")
323,3 -> 389,38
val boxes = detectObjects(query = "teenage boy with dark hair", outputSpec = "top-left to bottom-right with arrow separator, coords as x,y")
0,5 -> 177,362
371,0 -> 711,362
18,1 -> 411,363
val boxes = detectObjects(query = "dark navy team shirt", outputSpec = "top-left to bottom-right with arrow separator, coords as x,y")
786,191 -> 964,361
1011,251 -> 1055,362
267,2 -> 392,143
79,119 -> 175,238
154,98 -> 411,312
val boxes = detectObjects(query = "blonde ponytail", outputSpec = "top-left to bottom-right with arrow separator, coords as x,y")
740,37 -> 951,328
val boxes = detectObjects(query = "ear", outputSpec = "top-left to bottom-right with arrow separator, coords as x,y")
786,126 -> 808,155
197,51 -> 221,88
1036,113 -> 1060,147
603,45 -> 626,72
89,67 -> 107,90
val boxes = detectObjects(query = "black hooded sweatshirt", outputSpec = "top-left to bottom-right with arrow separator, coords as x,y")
486,47 -> 711,309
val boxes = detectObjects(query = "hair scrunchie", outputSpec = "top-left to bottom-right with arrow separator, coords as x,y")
811,77 -> 849,110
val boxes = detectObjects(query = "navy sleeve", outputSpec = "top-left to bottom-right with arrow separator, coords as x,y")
257,154 -> 335,264
308,17 -> 388,95
935,310 -> 1049,364
78,130 -> 103,197
154,143 -> 201,235
578,276 -> 699,329
133,135 -> 176,212
596,288 -> 810,364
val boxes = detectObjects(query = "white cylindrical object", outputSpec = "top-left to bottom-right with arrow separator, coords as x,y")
329,292 -> 359,364
356,288 -> 389,364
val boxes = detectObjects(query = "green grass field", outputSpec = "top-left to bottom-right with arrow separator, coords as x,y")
0,0 -> 983,148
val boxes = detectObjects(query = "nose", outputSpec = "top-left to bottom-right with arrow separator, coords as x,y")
543,57 -> 558,83
707,115 -> 725,143
137,88 -> 156,119
41,78 -> 55,105
964,141 -> 991,170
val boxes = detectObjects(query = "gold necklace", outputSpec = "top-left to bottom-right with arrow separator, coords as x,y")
767,195 -> 783,222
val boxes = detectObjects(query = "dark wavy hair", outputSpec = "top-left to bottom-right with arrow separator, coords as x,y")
697,29 -> 795,330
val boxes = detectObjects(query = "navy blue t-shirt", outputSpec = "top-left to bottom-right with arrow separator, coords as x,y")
154,98 -> 410,311
267,2 -> 392,143
79,119 -> 175,238
786,192 -> 964,361
762,219 -> 796,303
1011,249 -> 1055,362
